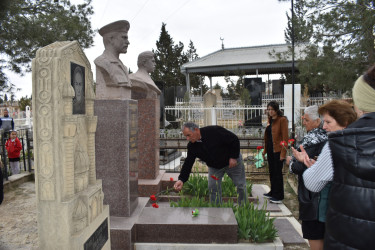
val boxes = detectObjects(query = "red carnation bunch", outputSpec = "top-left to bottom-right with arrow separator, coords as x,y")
280,138 -> 296,157
149,189 -> 171,208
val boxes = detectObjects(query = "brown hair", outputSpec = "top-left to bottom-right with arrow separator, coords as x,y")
267,101 -> 284,123
318,100 -> 357,127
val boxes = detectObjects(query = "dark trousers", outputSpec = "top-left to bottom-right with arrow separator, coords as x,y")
267,151 -> 284,200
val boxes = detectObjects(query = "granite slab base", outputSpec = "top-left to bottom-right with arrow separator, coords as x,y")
110,197 -> 149,250
135,238 -> 283,250
138,170 -> 165,197
136,207 -> 237,244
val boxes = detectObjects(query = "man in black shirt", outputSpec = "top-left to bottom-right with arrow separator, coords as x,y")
174,122 -> 247,204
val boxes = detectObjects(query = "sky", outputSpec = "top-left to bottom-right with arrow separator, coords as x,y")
10,0 -> 292,100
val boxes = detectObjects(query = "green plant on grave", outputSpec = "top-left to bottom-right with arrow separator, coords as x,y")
182,171 -> 209,198
233,201 -> 277,243
246,182 -> 253,198
221,173 -> 236,197
170,196 -> 209,208
182,172 -> 253,198
170,196 -> 235,208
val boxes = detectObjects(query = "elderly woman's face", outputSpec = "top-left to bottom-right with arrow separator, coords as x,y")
302,113 -> 320,132
322,113 -> 346,132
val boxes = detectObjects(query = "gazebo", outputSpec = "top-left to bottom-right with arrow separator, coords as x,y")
180,43 -> 307,92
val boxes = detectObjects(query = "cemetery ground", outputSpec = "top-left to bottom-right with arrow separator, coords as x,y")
0,172 -> 308,250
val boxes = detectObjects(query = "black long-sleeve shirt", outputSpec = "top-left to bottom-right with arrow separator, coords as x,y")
178,126 -> 240,183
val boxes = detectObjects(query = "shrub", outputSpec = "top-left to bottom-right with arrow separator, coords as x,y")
234,202 -> 277,242
182,172 -> 253,198
182,172 -> 209,197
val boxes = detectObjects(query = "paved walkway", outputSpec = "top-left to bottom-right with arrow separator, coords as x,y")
0,181 -> 38,250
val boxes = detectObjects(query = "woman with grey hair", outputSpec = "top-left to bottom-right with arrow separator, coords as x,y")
287,105 -> 328,250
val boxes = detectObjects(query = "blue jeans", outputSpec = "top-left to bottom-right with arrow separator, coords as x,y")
208,154 -> 247,205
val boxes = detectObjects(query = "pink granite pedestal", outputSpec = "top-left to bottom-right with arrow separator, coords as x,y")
137,98 -> 163,197
95,99 -> 139,217
137,98 -> 160,179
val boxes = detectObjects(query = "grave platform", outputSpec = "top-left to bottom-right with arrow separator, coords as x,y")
136,207 -> 238,244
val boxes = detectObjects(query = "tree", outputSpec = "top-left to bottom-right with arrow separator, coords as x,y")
151,23 -> 189,89
222,71 -> 247,100
279,0 -> 375,93
185,40 -> 205,95
0,0 -> 95,96
284,0 -> 313,44
18,95 -> 32,111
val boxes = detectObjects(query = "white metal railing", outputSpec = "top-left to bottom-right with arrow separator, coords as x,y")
165,105 -> 270,128
164,104 -> 313,130
14,118 -> 33,129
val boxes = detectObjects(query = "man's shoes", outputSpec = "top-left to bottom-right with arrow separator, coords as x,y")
263,192 -> 272,199
270,197 -> 282,204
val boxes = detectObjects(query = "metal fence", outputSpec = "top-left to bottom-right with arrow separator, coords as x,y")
159,136 -> 267,174
159,128 -> 270,174
1,128 -> 34,180
164,105 -> 266,128
167,94 -> 353,130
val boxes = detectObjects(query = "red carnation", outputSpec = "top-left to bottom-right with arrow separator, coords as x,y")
256,146 -> 264,150
152,203 -> 159,208
211,175 -> 219,181
288,139 -> 295,145
280,141 -> 287,147
170,177 -> 174,181
150,195 -> 156,201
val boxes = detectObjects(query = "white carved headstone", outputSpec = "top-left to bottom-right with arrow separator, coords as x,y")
284,84 -> 301,129
32,41 -> 110,250
25,105 -> 31,126
203,90 -> 217,126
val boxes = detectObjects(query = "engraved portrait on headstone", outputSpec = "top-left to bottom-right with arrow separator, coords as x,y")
130,51 -> 161,99
94,20 -> 132,100
71,62 -> 85,114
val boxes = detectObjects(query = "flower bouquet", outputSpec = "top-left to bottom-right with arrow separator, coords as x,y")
255,146 -> 265,168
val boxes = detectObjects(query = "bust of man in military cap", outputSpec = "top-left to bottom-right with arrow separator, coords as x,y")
130,51 -> 161,99
94,20 -> 132,100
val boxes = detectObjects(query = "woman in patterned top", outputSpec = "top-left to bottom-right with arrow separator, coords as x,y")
287,105 -> 328,250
